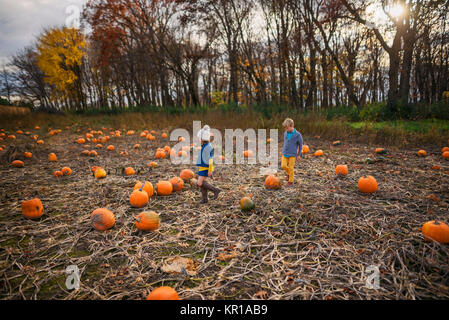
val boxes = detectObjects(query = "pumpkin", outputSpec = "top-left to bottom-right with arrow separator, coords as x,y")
156,181 -> 173,196
180,169 -> 195,181
155,149 -> 166,159
130,184 -> 149,208
61,167 -> 72,176
34,126 -> 40,130
178,150 -> 188,158
442,151 -> 449,160
48,153 -> 58,162
417,150 -> 427,157
127,130 -> 135,135
94,168 -> 107,179
12,160 -> 24,168
432,165 -> 441,170
134,144 -> 140,149
124,167 -> 135,176
21,198 -> 44,219
358,175 -> 378,194
89,150 -> 98,157
90,208 -> 115,231
77,138 -> 86,144
162,133 -> 168,139
134,181 -> 154,197
54,170 -> 63,178
441,147 -> 449,153
422,221 -> 449,244
178,136 -> 185,142
136,211 -> 160,231
265,175 -> 281,189
81,150 -> 90,156
16,130 -> 23,134
95,144 -> 103,149
313,150 -> 324,157
24,152 -> 32,158
37,140 -> 44,145
243,150 -> 254,158
240,197 -> 255,211
164,145 -> 171,153
375,148 -> 387,154
169,177 -> 184,192
7,135 -> 16,139
146,286 -> 179,300
332,140 -> 341,146
148,161 -> 158,168
140,132 -> 147,138
107,145 -> 115,151
336,165 -> 348,176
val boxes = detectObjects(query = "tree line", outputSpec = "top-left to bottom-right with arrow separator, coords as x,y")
1,0 -> 448,114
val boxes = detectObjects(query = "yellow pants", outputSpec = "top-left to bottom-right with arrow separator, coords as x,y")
281,156 -> 296,183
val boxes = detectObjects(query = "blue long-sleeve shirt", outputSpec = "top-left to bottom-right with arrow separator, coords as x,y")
282,129 -> 303,158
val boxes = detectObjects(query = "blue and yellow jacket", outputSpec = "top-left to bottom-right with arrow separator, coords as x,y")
196,142 -> 214,173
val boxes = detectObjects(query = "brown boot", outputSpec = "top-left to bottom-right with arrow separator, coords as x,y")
200,186 -> 208,204
202,181 -> 221,200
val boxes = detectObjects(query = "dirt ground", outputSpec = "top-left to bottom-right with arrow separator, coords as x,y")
0,127 -> 448,300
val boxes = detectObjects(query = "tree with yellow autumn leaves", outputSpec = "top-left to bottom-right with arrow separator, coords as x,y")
37,27 -> 87,108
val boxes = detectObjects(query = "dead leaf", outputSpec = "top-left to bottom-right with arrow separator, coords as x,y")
254,290 -> 268,299
161,256 -> 198,276
217,251 -> 239,261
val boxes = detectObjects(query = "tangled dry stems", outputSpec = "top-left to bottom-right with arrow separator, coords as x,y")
0,128 -> 448,300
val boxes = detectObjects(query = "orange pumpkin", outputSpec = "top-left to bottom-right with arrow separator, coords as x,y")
336,165 -> 348,176
134,144 -> 140,149
417,150 -> 427,157
243,150 -> 254,158
12,160 -> 24,168
441,147 -> 449,153
90,208 -> 115,231
147,161 -> 158,168
155,149 -> 166,159
180,169 -> 195,181
77,138 -> 86,144
163,145 -> 171,153
54,170 -> 63,178
124,167 -> 135,176
442,151 -> 449,160
178,150 -> 188,158
81,150 -> 90,156
313,150 -> 324,157
37,140 -> 44,145
61,167 -> 72,176
24,152 -> 32,158
265,175 -> 281,189
358,175 -> 378,194
161,133 -> 168,139
134,181 -> 154,197
107,145 -> 115,151
21,198 -> 44,219
146,286 -> 179,300
94,168 -> 107,179
95,144 -> 103,149
89,150 -> 98,157
130,184 -> 149,208
136,211 -> 160,231
156,181 -> 173,196
48,153 -> 58,162
169,177 -> 184,192
422,221 -> 449,244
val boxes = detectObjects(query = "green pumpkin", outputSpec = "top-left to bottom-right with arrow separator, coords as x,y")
240,197 -> 255,212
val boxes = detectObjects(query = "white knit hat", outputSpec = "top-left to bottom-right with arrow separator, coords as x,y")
197,125 -> 211,141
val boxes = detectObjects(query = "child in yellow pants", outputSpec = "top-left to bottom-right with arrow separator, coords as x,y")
281,118 -> 303,186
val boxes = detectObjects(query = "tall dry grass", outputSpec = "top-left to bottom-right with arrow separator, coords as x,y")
0,110 -> 447,147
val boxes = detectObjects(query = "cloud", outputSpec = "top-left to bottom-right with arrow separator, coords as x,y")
0,0 -> 87,66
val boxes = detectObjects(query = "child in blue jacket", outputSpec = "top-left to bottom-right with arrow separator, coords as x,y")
281,118 -> 303,186
196,125 -> 221,203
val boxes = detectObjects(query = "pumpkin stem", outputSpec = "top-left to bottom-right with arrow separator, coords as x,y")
139,182 -> 145,192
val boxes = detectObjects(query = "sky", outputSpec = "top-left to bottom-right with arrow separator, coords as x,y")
0,0 -> 87,67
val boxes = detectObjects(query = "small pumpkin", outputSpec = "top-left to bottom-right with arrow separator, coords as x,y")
89,150 -> 98,157
134,181 -> 154,197
48,153 -> 58,162
77,138 -> 86,144
146,286 -> 179,300
442,151 -> 449,160
358,175 -> 378,194
441,147 -> 449,153
163,145 -> 171,153
54,170 -> 63,177
161,133 -> 168,139
180,169 -> 195,181
243,150 -> 254,158
61,167 -> 72,176
169,177 -> 184,192
130,184 -> 149,208
148,161 -> 158,168
24,152 -> 32,158
124,167 -> 135,176
134,144 -> 140,149
81,150 -> 90,156
265,175 -> 281,189
156,181 -> 173,196
178,150 -> 188,158
313,150 -> 324,157
107,145 -> 115,151
37,140 -> 44,145
12,160 -> 24,168
21,198 -> 44,219
126,130 -> 135,135
240,197 -> 255,211
332,140 -> 341,146
417,150 -> 427,157
155,149 -> 166,159
421,221 -> 449,244
94,168 -> 107,179
95,144 -> 103,149
136,211 -> 160,231
90,208 -> 115,231
336,165 -> 348,176
375,148 -> 387,154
